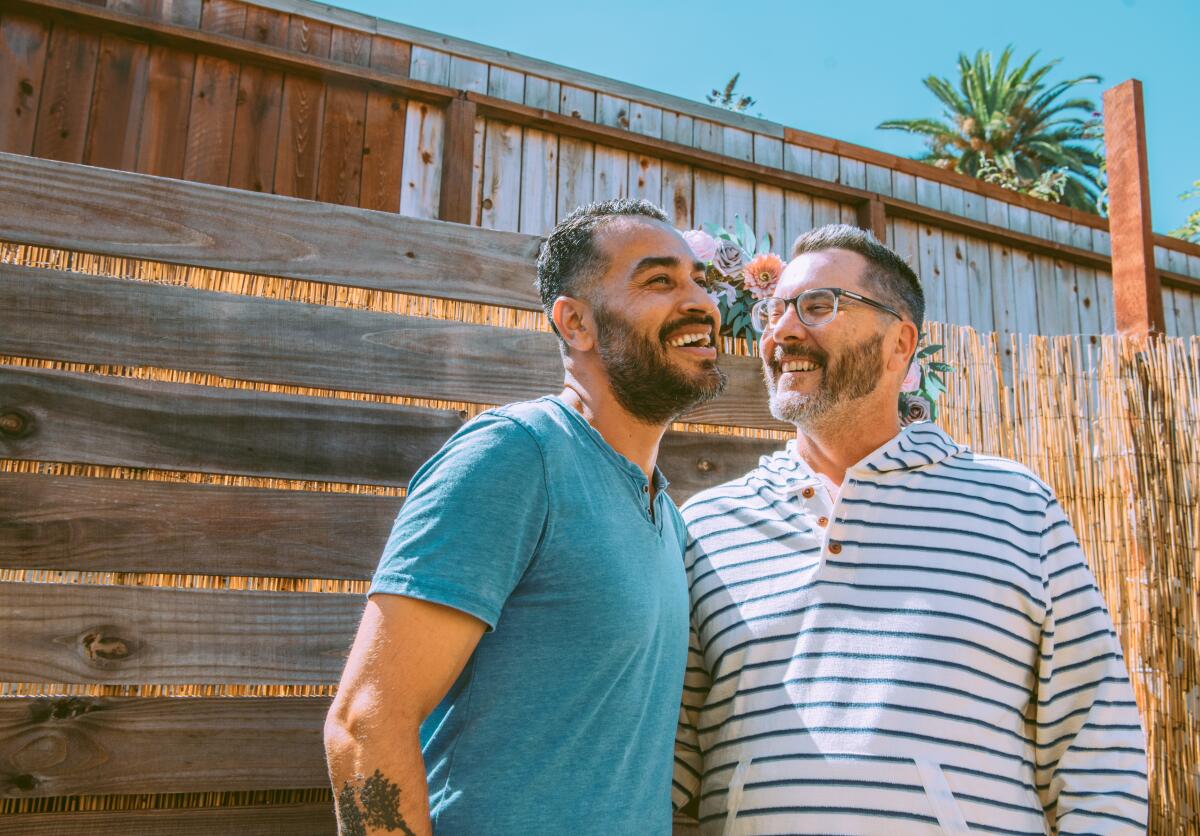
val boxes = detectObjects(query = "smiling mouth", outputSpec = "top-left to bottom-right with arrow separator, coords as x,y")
666,331 -> 714,348
779,359 -> 821,373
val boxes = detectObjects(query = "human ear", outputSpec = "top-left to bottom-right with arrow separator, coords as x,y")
551,296 -> 595,352
891,319 -> 920,372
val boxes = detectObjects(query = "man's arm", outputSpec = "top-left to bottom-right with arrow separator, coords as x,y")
1034,499 -> 1148,833
325,594 -> 486,836
672,614 -> 710,818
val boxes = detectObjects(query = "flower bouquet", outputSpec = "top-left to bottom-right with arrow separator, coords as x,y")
681,215 -> 783,355
899,336 -> 952,426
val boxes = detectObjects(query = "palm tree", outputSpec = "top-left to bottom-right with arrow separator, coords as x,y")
878,47 -> 1104,213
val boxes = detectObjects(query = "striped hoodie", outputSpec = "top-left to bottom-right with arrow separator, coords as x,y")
673,423 -> 1147,835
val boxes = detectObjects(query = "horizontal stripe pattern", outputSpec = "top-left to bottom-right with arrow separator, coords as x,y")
673,424 -> 1147,834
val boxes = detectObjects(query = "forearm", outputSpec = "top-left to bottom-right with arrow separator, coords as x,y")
325,712 -> 432,836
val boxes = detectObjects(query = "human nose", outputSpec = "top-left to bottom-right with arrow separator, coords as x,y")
683,279 -> 721,329
767,299 -> 809,342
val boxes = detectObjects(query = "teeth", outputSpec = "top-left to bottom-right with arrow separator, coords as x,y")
781,360 -> 819,372
668,332 -> 710,347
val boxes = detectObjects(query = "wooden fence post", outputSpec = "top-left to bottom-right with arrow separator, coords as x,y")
1102,79 -> 1164,339
856,198 -> 887,244
438,93 -> 476,225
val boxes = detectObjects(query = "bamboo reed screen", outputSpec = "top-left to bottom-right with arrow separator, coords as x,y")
1,243 -> 1196,831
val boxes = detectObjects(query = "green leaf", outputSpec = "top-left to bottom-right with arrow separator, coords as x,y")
929,362 -> 954,372
917,344 -> 945,359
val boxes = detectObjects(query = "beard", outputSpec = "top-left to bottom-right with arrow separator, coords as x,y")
591,302 -> 727,426
765,332 -> 885,427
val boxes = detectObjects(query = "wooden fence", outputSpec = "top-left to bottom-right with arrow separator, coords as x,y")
2,0 -> 1199,344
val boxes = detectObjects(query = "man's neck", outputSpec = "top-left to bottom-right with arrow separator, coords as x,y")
558,373 -> 665,484
792,402 -> 902,488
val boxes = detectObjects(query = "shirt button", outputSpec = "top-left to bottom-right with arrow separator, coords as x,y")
828,542 -> 842,555
801,486 -> 815,499
642,485 -> 649,493
817,516 -> 829,527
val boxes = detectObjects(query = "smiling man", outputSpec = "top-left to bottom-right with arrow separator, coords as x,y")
325,198 -> 726,835
672,224 -> 1147,834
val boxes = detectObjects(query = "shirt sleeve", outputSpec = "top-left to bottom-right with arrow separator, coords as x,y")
368,412 -> 549,630
1034,498 -> 1149,833
673,606 -> 710,812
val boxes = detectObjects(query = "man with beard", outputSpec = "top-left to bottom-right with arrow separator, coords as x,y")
672,225 -> 1147,834
326,198 -> 726,835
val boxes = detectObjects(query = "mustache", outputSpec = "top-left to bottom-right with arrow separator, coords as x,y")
659,315 -> 717,342
770,345 -> 827,366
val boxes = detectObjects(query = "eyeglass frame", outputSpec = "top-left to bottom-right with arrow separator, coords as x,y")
750,287 -> 904,333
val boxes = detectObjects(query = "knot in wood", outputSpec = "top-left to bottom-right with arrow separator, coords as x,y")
0,411 -> 29,437
697,459 -> 714,473
8,773 -> 39,792
81,630 -> 130,662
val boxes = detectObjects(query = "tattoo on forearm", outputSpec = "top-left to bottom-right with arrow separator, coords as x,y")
336,769 -> 416,836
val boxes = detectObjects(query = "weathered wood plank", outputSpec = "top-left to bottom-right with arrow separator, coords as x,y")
941,231 -> 970,327
865,163 -> 891,196
754,185 -> 784,254
487,65 -> 525,104
813,150 -> 838,183
722,127 -> 752,163
518,127 -> 557,235
751,135 -> 781,169
0,14 -> 50,156
272,15 -> 330,199
1010,248 -> 1039,336
783,143 -> 812,177
436,96 -> 476,225
0,582 -> 361,684
593,144 -> 629,202
226,4 -> 287,194
555,135 -> 593,221
480,117 -> 522,231
7,803 -> 336,835
447,54 -> 487,93
134,35 -> 195,179
181,0 -> 245,186
692,169 -> 723,231
314,26 -> 370,206
1032,255 -> 1066,336
661,111 -> 692,147
917,222 -> 946,324
839,157 -> 865,191
32,23 -> 100,163
0,472 -> 394,578
0,265 -> 786,432
81,32 -> 149,171
628,102 -> 661,139
408,44 -> 448,85
0,696 -> 330,796
358,35 -> 409,212
964,236 -> 995,334
811,197 -> 840,228
397,100 -> 445,219
723,175 -> 754,232
0,365 -> 464,487
661,160 -> 692,228
783,191 -> 813,254
628,151 -> 662,207
989,242 -> 1016,384
522,74 -> 559,112
0,152 -> 544,310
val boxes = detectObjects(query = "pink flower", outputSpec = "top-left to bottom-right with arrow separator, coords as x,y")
741,253 -> 784,300
681,229 -> 718,262
901,361 -> 921,392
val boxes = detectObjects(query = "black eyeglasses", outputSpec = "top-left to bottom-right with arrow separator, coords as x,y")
750,287 -> 903,333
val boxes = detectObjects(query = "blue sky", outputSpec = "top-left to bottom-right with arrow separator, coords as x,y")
340,0 -> 1195,233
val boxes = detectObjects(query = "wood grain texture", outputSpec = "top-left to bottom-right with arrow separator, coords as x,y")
0,151 -> 544,310
358,35 -> 410,212
0,265 -> 787,431
134,38 -> 195,178
628,151 -> 662,207
0,696 -> 330,796
661,160 -> 692,228
0,365 -> 464,487
917,223 -> 946,325
783,191 -> 813,254
82,32 -> 149,170
0,582 -> 361,684
480,117 -> 522,231
398,99 -> 443,219
181,0 -> 245,186
32,23 -> 100,162
519,126 -> 557,235
6,803 -> 336,835
555,135 -> 593,221
0,14 -> 50,155
0,472 -> 396,578
754,185 -> 784,254
314,26 -> 369,206
226,4 -> 287,193
272,14 -> 330,199
723,175 -> 753,233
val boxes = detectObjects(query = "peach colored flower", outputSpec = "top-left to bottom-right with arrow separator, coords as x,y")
741,253 -> 784,299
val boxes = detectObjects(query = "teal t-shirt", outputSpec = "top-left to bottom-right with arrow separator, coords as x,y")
369,396 -> 689,835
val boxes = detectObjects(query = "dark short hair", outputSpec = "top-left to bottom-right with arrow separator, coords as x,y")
535,198 -> 669,336
790,224 -> 925,332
